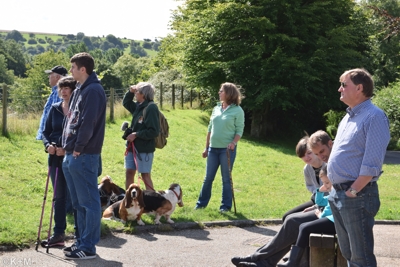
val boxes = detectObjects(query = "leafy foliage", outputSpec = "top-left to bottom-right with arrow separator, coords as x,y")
373,82 -> 400,150
9,50 -> 69,113
165,0 -> 372,137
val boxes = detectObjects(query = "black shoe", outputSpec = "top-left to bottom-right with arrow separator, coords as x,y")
63,243 -> 78,254
64,249 -> 96,260
238,263 -> 257,267
40,233 -> 65,247
231,256 -> 252,266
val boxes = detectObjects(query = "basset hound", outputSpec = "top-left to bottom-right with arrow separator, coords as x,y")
139,183 -> 184,225
98,175 -> 126,211
102,183 -> 144,224
102,183 -> 184,225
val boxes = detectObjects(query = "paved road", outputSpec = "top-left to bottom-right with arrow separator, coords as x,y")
1,221 -> 400,267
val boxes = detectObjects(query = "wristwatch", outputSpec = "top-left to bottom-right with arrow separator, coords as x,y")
348,187 -> 358,196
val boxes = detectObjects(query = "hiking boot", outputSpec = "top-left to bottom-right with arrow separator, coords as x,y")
63,243 -> 78,254
40,233 -> 65,247
64,249 -> 96,260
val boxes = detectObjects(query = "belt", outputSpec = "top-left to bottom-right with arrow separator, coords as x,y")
333,181 -> 376,191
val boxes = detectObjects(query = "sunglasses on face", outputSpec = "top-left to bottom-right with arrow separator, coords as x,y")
340,82 -> 347,88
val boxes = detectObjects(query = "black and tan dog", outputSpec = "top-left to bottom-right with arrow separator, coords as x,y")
102,183 -> 184,225
98,175 -> 125,211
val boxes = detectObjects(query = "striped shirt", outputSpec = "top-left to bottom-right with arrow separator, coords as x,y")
327,99 -> 390,184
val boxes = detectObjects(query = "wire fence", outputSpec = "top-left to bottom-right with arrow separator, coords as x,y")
0,83 -> 201,136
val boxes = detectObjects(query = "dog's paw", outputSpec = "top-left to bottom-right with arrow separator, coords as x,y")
154,220 -> 162,225
137,219 -> 145,226
166,219 -> 175,224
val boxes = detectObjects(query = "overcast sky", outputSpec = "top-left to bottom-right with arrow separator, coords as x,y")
0,0 -> 183,40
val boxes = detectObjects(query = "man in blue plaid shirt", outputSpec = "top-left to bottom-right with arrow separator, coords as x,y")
327,68 -> 390,267
36,65 -> 68,140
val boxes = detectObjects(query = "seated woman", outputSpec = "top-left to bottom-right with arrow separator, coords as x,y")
278,164 -> 335,267
282,136 -> 325,222
231,165 -> 334,267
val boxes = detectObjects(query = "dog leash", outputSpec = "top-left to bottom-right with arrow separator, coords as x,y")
126,142 -> 155,191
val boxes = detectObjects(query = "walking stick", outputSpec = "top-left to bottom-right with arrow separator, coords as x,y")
46,157 -> 59,253
226,149 -> 237,214
35,155 -> 52,251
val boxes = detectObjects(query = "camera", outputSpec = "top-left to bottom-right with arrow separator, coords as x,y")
121,121 -> 133,140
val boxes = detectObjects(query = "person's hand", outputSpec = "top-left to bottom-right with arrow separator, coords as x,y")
227,142 -> 236,151
129,85 -> 137,94
47,144 -> 56,155
202,148 -> 208,158
319,184 -> 329,192
315,209 -> 322,218
56,147 -> 65,157
73,151 -> 80,159
127,132 -> 137,143
303,205 -> 317,212
345,190 -> 357,198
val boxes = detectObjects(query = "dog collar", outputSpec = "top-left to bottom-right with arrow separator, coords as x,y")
172,188 -> 181,203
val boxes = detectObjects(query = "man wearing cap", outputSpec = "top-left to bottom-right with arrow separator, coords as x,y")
36,65 -> 68,140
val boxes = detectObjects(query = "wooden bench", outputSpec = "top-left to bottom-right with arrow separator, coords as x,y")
309,233 -> 347,267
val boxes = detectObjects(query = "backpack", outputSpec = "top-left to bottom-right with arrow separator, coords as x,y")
144,102 -> 169,149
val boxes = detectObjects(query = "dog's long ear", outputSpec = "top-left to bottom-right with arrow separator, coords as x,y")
124,186 -> 133,209
110,183 -> 122,195
137,188 -> 145,208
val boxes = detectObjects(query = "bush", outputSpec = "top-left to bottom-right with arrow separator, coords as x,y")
27,39 -> 37,44
38,38 -> 46,44
323,109 -> 346,139
373,83 -> 400,150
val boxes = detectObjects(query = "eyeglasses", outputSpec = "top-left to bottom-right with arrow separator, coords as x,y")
340,82 -> 346,88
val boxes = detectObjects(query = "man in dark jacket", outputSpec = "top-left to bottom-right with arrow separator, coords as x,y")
123,82 -> 159,190
61,52 -> 106,260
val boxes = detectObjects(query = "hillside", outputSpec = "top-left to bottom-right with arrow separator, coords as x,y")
0,29 -> 159,57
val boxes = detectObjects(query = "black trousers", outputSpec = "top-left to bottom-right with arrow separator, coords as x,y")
296,217 -> 336,247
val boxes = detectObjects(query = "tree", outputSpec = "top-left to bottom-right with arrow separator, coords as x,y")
5,30 -> 25,42
105,34 -> 124,50
130,41 -> 147,57
9,50 -> 69,113
0,54 -> 14,84
77,32 -> 85,41
112,54 -> 151,87
363,0 -> 400,88
65,42 -> 89,58
166,0 -> 371,137
0,39 -> 26,77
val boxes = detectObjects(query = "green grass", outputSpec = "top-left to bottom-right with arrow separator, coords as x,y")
1,104 -> 399,248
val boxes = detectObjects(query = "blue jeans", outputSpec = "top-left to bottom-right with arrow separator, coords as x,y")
63,153 -> 101,254
196,147 -> 236,210
329,183 -> 380,267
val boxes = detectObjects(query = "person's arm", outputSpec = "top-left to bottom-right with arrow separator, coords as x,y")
347,113 -> 390,197
202,132 -> 211,158
42,106 -> 55,154
228,106 -> 244,150
122,86 -> 137,114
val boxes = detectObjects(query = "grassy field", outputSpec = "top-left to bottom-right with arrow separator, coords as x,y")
0,105 -> 399,248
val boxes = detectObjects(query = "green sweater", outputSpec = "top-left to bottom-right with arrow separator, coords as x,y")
208,103 -> 245,148
123,91 -> 159,153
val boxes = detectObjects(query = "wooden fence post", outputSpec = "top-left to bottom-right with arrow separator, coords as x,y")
190,89 -> 193,108
2,84 -> 8,136
181,86 -> 184,109
160,82 -> 163,109
109,88 -> 115,122
172,84 -> 175,109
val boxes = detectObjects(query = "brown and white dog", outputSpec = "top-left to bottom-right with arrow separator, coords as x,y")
102,183 -> 184,225
98,175 -> 126,211
102,183 -> 144,223
139,183 -> 184,225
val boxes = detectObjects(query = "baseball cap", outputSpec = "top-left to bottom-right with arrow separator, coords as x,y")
44,65 -> 68,76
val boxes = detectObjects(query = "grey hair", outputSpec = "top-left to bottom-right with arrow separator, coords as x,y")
136,82 -> 155,101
